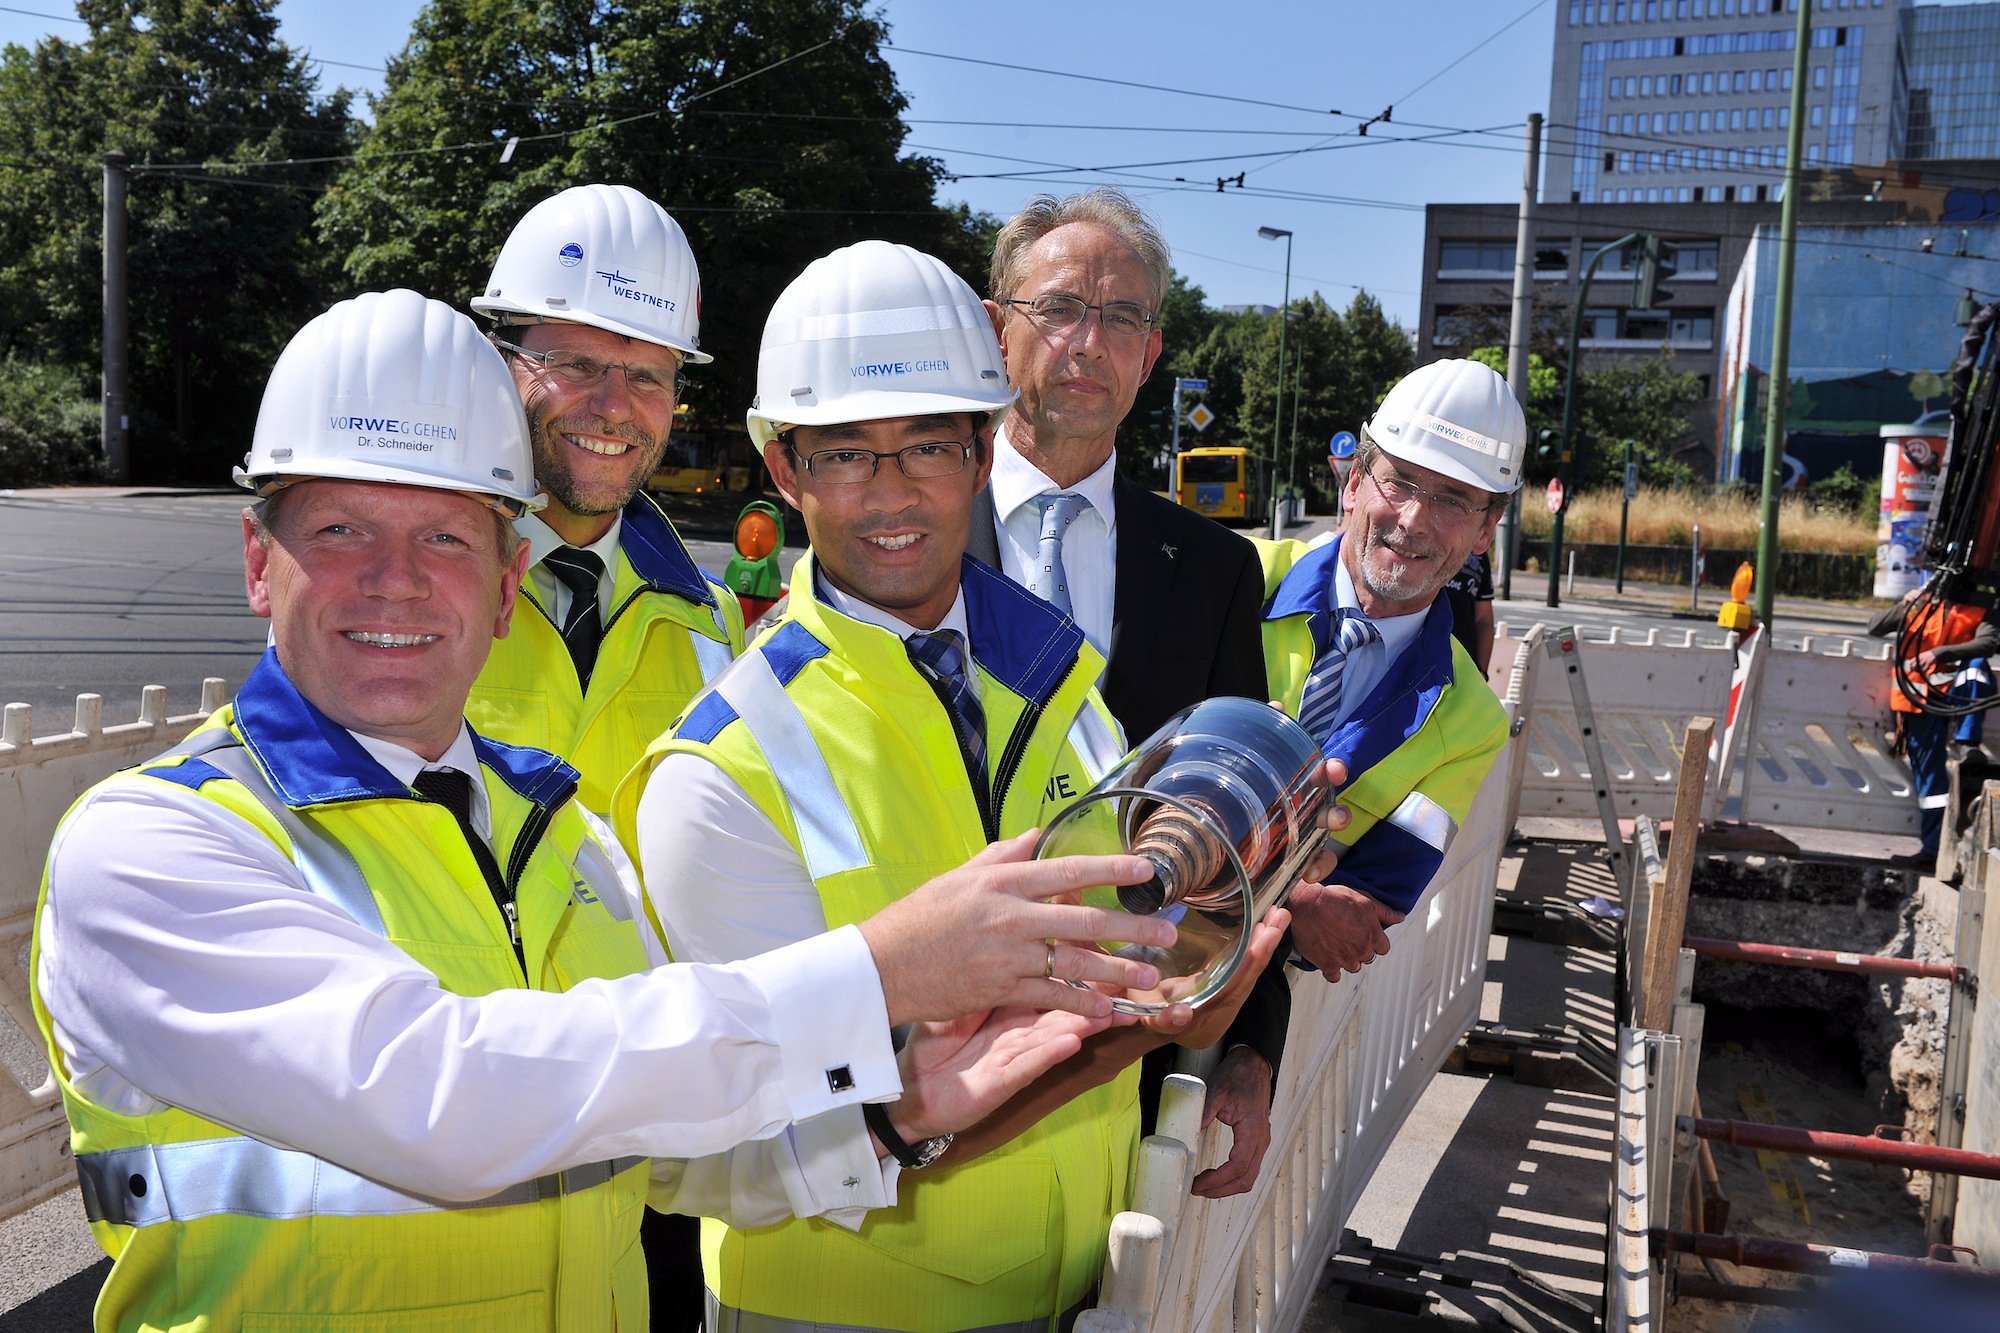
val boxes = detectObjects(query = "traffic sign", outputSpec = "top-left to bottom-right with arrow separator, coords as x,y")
1329,430 -> 1357,460
1624,461 -> 1641,501
1187,403 -> 1215,432
1545,478 -> 1566,514
1177,377 -> 1208,391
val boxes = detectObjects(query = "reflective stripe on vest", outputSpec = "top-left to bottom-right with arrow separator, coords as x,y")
704,1290 -> 1056,1333
76,1137 -> 644,1228
692,609 -> 736,683
713,650 -> 868,879
1065,707 -> 1123,787
1386,789 -> 1457,854
178,731 -> 389,938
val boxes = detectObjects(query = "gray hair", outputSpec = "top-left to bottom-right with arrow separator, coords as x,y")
989,189 -> 1172,311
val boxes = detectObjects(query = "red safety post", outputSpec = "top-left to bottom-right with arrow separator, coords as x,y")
1653,1230 -> 2000,1279
1690,1118 -> 2000,1182
1682,935 -> 1964,984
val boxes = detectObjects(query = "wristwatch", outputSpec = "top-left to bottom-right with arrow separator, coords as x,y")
863,1102 -> 953,1170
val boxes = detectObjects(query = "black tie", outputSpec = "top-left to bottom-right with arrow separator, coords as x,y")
411,768 -> 519,954
543,546 -> 606,688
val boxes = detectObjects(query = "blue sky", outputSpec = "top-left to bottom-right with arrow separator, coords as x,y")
0,0 -> 1573,327
8,0 -> 1958,333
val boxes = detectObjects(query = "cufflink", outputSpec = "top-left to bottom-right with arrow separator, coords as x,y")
826,1065 -> 855,1094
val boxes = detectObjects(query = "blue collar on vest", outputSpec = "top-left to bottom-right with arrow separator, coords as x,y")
960,555 -> 1088,708
234,648 -> 580,811
1263,533 -> 1461,782
620,493 -> 717,606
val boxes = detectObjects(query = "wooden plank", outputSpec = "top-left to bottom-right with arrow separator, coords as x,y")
1642,717 -> 1714,1031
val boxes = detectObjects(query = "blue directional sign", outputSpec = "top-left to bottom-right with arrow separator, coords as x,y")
1177,377 -> 1208,391
1329,430 -> 1358,459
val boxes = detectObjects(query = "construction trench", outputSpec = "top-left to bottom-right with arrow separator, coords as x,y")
1307,621 -> 2000,1332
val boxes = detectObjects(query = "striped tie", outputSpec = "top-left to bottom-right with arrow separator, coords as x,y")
906,629 -> 990,818
542,546 -> 605,688
1031,492 -> 1089,617
1297,611 -> 1381,741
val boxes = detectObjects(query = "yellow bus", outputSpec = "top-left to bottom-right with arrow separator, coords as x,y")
1176,446 -> 1265,524
646,407 -> 756,496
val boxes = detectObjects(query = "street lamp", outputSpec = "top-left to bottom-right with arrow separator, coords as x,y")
1259,226 -> 1293,539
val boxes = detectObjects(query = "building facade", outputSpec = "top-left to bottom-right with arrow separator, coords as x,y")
1543,0 -> 1989,207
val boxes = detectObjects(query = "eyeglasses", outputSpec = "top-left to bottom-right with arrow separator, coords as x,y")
1001,294 -> 1157,338
1365,467 -> 1494,525
492,338 -> 685,401
794,438 -> 976,485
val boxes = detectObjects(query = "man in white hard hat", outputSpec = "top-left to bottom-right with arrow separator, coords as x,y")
30,289 -> 1181,1331
616,241 -> 1299,1333
466,183 -> 743,818
970,188 -> 1286,1201
1260,357 -> 1520,976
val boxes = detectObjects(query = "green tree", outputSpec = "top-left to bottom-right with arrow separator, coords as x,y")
1576,354 -> 1704,489
0,0 -> 355,481
318,0 -> 989,432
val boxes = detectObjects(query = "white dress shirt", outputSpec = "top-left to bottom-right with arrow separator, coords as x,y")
1325,551 -> 1428,729
521,511 -> 623,625
37,722 -> 902,1225
988,424 -> 1118,658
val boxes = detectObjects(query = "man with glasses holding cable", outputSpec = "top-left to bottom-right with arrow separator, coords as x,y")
464,182 -> 743,1332
1260,358 -> 1522,978
465,184 -> 744,822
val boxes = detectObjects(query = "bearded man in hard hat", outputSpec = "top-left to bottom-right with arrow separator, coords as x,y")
1261,357 -> 1520,977
616,241 -> 1298,1333
466,183 -> 743,818
29,289 -> 1182,1331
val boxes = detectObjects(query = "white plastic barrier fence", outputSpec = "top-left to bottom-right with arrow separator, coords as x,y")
0,683 -> 223,1223
1492,621 -> 1911,835
1081,745 -> 1512,1333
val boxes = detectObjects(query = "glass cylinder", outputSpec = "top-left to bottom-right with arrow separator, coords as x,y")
1035,697 -> 1328,1014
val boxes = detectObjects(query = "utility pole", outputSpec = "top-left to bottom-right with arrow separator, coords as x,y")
102,151 -> 131,484
1502,112 -> 1542,602
1754,0 -> 1814,627
1259,225 -> 1294,539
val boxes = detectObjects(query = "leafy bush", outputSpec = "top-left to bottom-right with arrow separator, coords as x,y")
0,356 -> 105,488
1806,464 -> 1879,518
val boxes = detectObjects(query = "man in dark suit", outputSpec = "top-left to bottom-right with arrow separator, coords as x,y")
967,188 -> 1281,1197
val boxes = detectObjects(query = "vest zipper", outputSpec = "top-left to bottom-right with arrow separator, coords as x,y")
499,794 -> 566,979
986,656 -> 1081,844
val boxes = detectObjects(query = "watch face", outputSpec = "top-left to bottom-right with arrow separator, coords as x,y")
912,1132 -> 954,1169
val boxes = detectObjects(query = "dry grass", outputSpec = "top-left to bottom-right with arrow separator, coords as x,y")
1517,486 -> 1874,554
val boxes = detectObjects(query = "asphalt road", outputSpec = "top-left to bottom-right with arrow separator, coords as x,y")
0,490 -> 743,737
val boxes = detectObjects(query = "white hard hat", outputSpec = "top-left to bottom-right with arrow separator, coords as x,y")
235,289 -> 543,515
472,183 -> 711,364
1364,358 -> 1527,495
745,240 -> 1014,449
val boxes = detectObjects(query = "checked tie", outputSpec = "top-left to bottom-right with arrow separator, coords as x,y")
542,546 -> 605,689
1297,610 -> 1381,742
1030,492 -> 1089,617
906,629 -> 991,820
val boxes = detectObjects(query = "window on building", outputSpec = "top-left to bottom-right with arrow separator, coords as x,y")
1437,241 -> 1517,273
1671,73 -> 1683,93
1535,245 -> 1570,275
1668,111 -> 1680,132
1733,71 -> 1746,93
1653,112 -> 1665,132
1678,241 -> 1720,273
1779,106 -> 1789,128
1640,75 -> 1652,96
1762,107 -> 1775,129
1731,108 -> 1744,130
1605,150 -> 1617,170
1813,65 -> 1827,89
1699,109 -> 1713,130
1749,69 -> 1762,92
1806,143 -> 1822,163
1810,104 -> 1824,126
1702,72 -> 1715,93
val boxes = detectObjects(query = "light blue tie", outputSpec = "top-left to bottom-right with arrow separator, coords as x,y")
1297,611 -> 1381,741
1031,493 -> 1089,617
